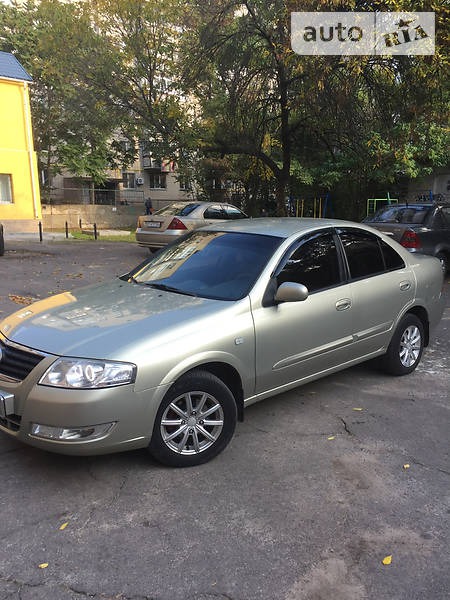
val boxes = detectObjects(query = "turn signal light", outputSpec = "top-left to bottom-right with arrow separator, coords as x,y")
167,218 -> 187,230
400,230 -> 421,249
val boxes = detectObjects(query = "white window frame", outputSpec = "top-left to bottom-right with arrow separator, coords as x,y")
0,174 -> 13,204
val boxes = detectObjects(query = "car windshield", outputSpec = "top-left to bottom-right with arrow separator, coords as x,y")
153,203 -> 200,217
366,205 -> 430,224
130,230 -> 283,300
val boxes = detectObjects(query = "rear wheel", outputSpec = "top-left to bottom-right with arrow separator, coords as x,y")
380,314 -> 424,375
149,370 -> 237,467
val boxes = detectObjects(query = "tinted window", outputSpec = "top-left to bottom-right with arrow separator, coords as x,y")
339,231 -> 384,279
153,203 -> 200,217
366,205 -> 430,224
204,206 -> 226,219
133,230 -> 283,301
380,240 -> 405,270
435,207 -> 450,228
277,232 -> 341,292
224,205 -> 247,220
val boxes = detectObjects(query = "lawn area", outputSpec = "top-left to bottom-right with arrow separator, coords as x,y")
70,230 -> 136,242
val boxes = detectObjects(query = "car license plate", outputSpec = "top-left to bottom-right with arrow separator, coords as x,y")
145,221 -> 161,228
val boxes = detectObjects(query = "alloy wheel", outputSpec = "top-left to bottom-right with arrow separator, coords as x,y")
399,325 -> 421,368
160,390 -> 224,455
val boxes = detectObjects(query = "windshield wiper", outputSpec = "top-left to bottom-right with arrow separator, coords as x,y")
145,282 -> 198,297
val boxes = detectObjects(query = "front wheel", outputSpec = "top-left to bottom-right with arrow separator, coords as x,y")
380,314 -> 424,376
148,370 -> 237,467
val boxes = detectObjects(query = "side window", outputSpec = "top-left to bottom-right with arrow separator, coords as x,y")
339,230 -> 384,279
224,205 -> 247,220
437,207 -> 450,228
204,206 -> 226,219
277,232 -> 341,292
380,240 -> 405,270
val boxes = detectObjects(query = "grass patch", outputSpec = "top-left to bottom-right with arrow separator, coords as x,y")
70,231 -> 136,242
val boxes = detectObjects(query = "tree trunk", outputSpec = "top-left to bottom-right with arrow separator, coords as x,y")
275,171 -> 289,216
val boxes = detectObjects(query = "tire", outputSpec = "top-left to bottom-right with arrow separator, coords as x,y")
148,370 -> 237,467
0,224 -> 4,256
380,314 -> 424,376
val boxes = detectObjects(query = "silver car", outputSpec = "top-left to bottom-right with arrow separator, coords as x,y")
0,219 -> 445,466
136,201 -> 248,250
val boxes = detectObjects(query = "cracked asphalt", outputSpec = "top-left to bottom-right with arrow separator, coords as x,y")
0,238 -> 449,600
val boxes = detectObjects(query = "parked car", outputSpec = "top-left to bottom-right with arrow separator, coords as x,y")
0,218 -> 445,466
364,201 -> 450,272
135,201 -> 248,250
0,223 -> 4,256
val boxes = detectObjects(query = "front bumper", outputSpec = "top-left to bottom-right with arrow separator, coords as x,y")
0,379 -> 169,456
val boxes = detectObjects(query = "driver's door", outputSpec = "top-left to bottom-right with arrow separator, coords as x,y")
251,231 -> 355,395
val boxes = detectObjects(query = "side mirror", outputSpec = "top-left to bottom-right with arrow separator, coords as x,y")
274,282 -> 309,304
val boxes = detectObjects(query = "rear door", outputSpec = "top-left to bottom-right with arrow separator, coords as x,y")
337,228 -> 415,356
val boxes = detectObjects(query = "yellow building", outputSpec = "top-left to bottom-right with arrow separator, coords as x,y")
0,51 -> 41,231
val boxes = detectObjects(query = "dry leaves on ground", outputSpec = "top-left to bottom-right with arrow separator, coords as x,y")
8,294 -> 35,305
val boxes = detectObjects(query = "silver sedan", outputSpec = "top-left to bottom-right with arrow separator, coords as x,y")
135,201 -> 248,250
0,218 -> 445,466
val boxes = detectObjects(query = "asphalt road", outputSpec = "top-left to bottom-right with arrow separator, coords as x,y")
0,238 -> 449,600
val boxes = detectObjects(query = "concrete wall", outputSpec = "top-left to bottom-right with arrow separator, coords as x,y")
407,170 -> 450,200
40,203 -> 145,230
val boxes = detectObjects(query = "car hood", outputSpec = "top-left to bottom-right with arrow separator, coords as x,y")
0,278 -> 233,359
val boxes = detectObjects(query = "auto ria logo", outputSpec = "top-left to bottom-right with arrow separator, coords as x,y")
291,12 -> 435,55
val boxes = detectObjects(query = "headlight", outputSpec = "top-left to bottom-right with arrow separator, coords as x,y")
39,358 -> 136,389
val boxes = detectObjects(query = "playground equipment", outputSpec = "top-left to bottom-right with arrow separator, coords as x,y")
366,192 -> 398,216
289,193 -> 332,218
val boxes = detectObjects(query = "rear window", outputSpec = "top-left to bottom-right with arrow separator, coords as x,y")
367,205 -> 430,224
153,203 -> 200,217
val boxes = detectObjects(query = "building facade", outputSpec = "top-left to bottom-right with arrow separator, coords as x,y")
0,51 -> 41,232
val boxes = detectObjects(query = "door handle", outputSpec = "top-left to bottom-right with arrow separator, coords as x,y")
400,281 -> 412,291
336,298 -> 351,311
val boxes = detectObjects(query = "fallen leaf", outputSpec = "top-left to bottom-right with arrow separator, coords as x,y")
8,294 -> 35,305
352,407 -> 363,411
59,522 -> 69,530
38,563 -> 49,569
327,436 -> 336,440
382,555 -> 392,565
403,464 -> 410,470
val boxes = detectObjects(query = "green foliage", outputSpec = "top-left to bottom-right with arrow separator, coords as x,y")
1,0 -> 448,213
182,0 -> 449,212
0,0 -> 134,189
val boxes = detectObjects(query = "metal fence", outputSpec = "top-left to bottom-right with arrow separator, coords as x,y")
45,187 -> 145,206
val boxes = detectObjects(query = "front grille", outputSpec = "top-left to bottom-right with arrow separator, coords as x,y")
0,339 -> 46,382
0,413 -> 21,432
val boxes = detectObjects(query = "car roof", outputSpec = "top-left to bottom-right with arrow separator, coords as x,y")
379,203 -> 432,209
167,201 -> 237,207
378,202 -> 450,209
203,217 -> 373,239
